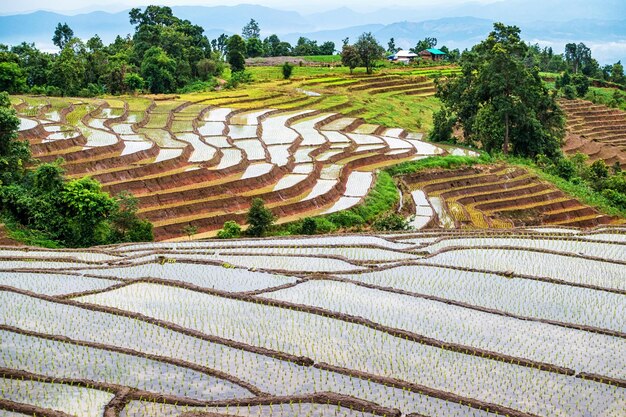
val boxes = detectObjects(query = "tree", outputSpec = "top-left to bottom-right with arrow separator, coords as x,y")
108,191 -> 153,242
217,220 -> 242,239
0,62 -> 27,93
433,23 -> 564,158
10,42 -> 51,88
611,61 -> 625,85
354,33 -> 384,75
227,35 -> 247,73
319,41 -> 336,56
52,23 -> 74,49
387,38 -> 398,54
246,37 -> 264,58
0,92 -> 30,184
246,198 -> 274,237
196,56 -> 224,80
564,42 -> 591,74
124,73 -> 144,93
341,44 -> 361,74
212,34 -> 229,55
59,177 -> 118,247
293,37 -> 319,56
411,37 -> 437,53
49,38 -> 87,96
141,46 -> 176,93
242,19 -> 261,40
282,62 -> 293,79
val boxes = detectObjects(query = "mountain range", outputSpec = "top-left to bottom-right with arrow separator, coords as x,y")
0,2 -> 624,64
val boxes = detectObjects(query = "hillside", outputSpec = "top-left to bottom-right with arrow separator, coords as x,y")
12,70 -> 447,241
560,99 -> 626,169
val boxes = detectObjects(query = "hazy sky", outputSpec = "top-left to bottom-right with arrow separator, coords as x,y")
1,0 -> 498,14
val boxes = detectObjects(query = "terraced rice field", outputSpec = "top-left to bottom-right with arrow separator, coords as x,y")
560,98 -> 626,169
0,227 -> 624,416
400,165 -> 624,229
13,92 -> 449,241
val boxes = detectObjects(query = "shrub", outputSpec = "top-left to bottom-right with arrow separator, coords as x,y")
602,189 -> 626,209
327,211 -> 365,228
282,62 -> 294,79
300,217 -> 316,234
217,220 -> 242,239
372,213 -> 409,231
314,217 -> 337,233
226,71 -> 253,89
563,85 -> 577,100
182,224 -> 198,239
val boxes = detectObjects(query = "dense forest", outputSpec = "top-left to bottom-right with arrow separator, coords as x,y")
0,6 -> 338,96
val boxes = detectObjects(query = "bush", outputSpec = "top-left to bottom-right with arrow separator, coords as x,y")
327,211 -> 365,228
226,71 -> 253,89
601,189 -> 626,209
563,85 -> 577,100
178,80 -> 217,93
551,157 -> 577,180
314,217 -> 337,234
372,213 -> 409,231
300,217 -> 316,234
217,220 -> 242,239
282,62 -> 294,79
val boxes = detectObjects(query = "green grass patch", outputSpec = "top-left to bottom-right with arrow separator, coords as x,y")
2,216 -> 62,248
386,154 -> 491,177
298,55 -> 342,63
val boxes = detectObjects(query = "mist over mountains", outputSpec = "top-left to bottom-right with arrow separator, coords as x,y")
0,0 -> 624,64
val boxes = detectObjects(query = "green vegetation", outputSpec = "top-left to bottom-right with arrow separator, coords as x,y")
246,198 -> 275,237
0,91 -> 153,247
217,220 -> 242,239
386,154 -> 491,177
501,154 -> 626,218
281,62 -> 293,80
432,23 -> 565,158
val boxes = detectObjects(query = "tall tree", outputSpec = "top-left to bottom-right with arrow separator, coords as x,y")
354,32 -> 384,75
52,23 -> 74,49
612,61 -> 625,85
246,198 -> 274,237
141,46 -> 176,93
227,35 -> 247,72
564,42 -> 591,74
10,42 -> 51,88
341,44 -> 361,74
319,41 -> 335,55
387,38 -> 398,54
432,23 -> 564,158
242,19 -> 261,40
49,38 -> 87,96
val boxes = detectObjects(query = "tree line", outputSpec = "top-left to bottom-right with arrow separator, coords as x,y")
0,8 -> 338,96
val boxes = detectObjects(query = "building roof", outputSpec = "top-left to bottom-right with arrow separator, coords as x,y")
423,48 -> 446,55
394,50 -> 418,58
